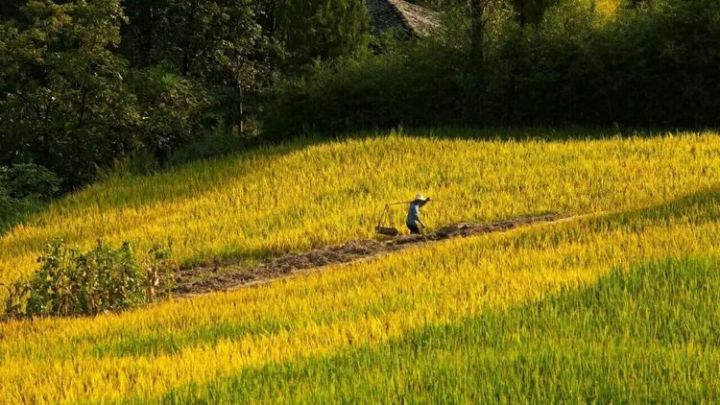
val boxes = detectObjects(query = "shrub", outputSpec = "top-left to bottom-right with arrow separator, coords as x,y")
0,184 -> 13,227
0,196 -> 41,234
264,40 -> 469,139
0,164 -> 57,234
265,0 -> 720,138
129,68 -> 209,164
4,240 -> 176,319
0,164 -> 60,201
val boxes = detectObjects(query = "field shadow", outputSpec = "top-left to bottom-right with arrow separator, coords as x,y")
159,254 -> 720,402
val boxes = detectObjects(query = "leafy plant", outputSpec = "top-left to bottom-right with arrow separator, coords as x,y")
4,240 -> 176,319
0,0 -> 140,188
0,183 -> 13,228
0,163 -> 60,201
130,68 -> 209,164
0,165 -> 55,233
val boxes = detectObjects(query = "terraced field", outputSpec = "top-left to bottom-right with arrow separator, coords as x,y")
1,130 -> 719,402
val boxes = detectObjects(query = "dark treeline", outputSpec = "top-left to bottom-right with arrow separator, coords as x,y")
0,0 -> 368,192
268,0 -> 720,137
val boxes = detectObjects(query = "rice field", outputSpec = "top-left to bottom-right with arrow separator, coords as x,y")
164,256 -> 720,403
1,130 -> 719,402
1,131 -> 719,287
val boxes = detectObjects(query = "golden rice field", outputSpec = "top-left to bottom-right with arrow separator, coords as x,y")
1,130 -> 720,402
1,132 -> 719,287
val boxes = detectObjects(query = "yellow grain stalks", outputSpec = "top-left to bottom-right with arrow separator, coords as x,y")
1,132 -> 719,290
0,199 -> 716,402
0,129 -> 717,401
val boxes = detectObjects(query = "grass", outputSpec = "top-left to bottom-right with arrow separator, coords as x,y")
2,130 -> 720,291
0,185 -> 718,402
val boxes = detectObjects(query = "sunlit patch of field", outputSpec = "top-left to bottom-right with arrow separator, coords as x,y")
1,131 -> 719,291
0,189 -> 718,402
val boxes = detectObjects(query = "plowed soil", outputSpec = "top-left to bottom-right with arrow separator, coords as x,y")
173,214 -> 563,296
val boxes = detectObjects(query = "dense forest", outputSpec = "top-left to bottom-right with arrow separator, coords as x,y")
1,0 -> 719,223
271,0 -> 720,136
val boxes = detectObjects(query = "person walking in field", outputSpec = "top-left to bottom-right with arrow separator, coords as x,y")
407,194 -> 431,234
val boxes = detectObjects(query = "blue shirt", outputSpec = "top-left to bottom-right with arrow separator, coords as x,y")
407,202 -> 421,226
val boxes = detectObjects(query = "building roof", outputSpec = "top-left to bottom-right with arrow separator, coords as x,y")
366,0 -> 440,38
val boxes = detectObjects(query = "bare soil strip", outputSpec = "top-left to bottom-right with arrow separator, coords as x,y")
173,214 -> 564,297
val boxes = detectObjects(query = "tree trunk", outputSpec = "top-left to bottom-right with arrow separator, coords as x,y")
470,0 -> 487,61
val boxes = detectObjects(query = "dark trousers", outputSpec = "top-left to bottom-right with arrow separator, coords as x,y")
407,222 -> 421,234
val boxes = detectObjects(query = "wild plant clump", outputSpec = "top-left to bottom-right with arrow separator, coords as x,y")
3,240 -> 176,319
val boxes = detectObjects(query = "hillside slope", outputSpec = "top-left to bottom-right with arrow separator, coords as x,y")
1,186 -> 719,402
1,130 -> 720,401
2,131 -> 720,290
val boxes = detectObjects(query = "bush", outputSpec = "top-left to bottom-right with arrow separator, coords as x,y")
0,164 -> 60,201
129,68 -> 209,164
0,166 -> 53,233
167,123 -> 250,166
4,240 -> 176,319
0,184 -> 13,226
264,40 -> 469,139
265,0 -> 720,138
0,195 -> 41,234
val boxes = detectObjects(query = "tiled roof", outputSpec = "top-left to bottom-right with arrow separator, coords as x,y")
366,0 -> 440,38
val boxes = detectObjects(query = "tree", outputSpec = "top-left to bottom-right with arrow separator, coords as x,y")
276,0 -> 370,70
119,0 -> 166,68
121,0 -> 273,134
0,0 -> 25,21
469,0 -> 492,60
130,68 -> 208,162
624,0 -> 652,9
510,0 -> 558,26
0,0 -> 140,187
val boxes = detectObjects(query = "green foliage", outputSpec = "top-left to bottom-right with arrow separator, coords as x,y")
0,163 -> 60,200
130,68 -> 209,162
0,196 -> 40,235
0,0 -> 269,191
167,124 -> 251,166
0,163 -> 59,234
276,0 -> 370,70
0,0 -> 24,21
0,0 -> 140,188
121,0 -> 273,131
0,184 -> 14,229
510,0 -> 560,25
266,0 -> 720,137
4,240 -> 176,319
264,39 -> 470,138
121,0 -> 271,80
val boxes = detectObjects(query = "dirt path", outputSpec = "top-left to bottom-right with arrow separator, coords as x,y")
173,214 -> 565,297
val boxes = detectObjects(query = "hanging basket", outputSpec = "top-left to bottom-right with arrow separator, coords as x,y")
375,226 -> 400,237
375,204 -> 401,237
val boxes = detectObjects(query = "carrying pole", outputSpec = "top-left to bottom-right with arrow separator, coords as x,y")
376,204 -> 389,229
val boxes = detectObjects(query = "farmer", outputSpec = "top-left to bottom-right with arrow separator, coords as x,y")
406,194 -> 431,234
